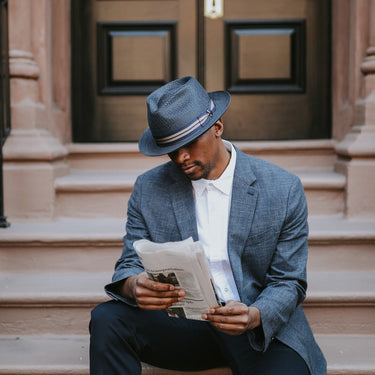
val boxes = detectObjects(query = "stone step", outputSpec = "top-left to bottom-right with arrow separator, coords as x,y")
54,169 -> 135,219
306,215 -> 375,272
0,334 -> 374,375
0,215 -> 373,273
67,140 -> 337,171
54,168 -> 346,218
1,271 -> 374,335
0,272 -> 109,336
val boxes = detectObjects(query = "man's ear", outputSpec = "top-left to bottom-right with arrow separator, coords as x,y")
214,118 -> 224,136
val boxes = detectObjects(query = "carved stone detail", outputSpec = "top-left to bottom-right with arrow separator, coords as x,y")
9,50 -> 40,80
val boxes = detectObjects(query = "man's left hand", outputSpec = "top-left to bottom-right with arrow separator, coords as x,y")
202,300 -> 261,335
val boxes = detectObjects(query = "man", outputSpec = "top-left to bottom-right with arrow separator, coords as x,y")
90,76 -> 326,374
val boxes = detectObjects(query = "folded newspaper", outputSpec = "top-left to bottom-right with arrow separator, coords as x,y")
133,237 -> 221,320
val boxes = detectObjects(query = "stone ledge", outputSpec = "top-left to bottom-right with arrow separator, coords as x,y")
1,271 -> 374,307
53,168 -> 346,192
54,170 -> 138,192
66,140 -> 337,171
0,334 -> 374,374
52,169 -> 346,216
1,215 -> 374,245
67,140 -> 336,154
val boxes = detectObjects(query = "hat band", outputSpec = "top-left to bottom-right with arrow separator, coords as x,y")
155,99 -> 216,146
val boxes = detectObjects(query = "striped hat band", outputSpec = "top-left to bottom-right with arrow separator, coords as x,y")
155,99 -> 216,146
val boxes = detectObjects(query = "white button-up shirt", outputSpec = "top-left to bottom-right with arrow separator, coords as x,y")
191,141 -> 240,302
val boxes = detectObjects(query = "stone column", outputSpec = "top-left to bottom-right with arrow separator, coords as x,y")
335,0 -> 375,218
3,0 -> 69,220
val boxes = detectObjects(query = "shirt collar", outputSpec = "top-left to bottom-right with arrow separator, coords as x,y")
192,140 -> 236,196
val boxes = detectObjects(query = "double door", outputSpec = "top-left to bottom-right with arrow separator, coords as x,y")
72,0 -> 330,142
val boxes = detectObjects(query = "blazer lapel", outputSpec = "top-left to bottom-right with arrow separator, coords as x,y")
170,169 -> 199,241
167,151 -> 258,298
228,150 -> 258,297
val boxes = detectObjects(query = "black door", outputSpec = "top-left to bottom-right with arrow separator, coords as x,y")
72,0 -> 331,142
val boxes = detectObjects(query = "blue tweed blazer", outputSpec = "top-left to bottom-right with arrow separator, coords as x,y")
106,147 -> 327,375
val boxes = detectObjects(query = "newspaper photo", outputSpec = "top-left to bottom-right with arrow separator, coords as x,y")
133,237 -> 221,320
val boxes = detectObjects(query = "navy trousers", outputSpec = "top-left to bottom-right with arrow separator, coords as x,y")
89,300 -> 309,375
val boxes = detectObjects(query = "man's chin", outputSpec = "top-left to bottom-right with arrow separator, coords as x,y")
187,175 -> 202,181
181,165 -> 203,180
184,170 -> 205,180
184,171 -> 200,180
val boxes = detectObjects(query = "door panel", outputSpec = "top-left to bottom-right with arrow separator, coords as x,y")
205,0 -> 330,140
72,0 -> 197,142
95,20 -> 177,140
72,0 -> 330,142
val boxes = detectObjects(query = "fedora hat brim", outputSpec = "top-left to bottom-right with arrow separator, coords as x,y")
139,90 -> 231,156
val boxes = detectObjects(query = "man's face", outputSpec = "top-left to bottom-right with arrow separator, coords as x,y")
168,122 -> 223,180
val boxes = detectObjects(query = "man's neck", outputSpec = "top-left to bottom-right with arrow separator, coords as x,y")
208,141 -> 231,180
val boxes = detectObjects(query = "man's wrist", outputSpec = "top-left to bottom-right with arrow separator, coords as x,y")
122,275 -> 138,300
246,306 -> 261,331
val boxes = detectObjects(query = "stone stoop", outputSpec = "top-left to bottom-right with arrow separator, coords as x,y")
1,140 -> 375,374
54,168 -> 346,218
0,334 -> 374,375
0,216 -> 374,373
0,270 -> 374,336
66,140 -> 338,171
58,140 -> 344,218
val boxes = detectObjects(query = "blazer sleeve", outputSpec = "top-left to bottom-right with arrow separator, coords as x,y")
105,175 -> 148,305
249,177 -> 308,351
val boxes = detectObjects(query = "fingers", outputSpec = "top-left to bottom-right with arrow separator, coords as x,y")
134,273 -> 185,310
203,313 -> 249,335
210,300 -> 249,316
202,301 -> 250,335
136,274 -> 176,292
135,286 -> 185,310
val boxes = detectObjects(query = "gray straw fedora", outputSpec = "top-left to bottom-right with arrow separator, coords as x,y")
139,76 -> 231,156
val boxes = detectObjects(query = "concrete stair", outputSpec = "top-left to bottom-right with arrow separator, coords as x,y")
0,334 -> 374,374
66,140 -> 338,171
1,215 -> 374,373
59,140 -> 344,217
1,270 -> 374,335
54,168 -> 346,217
1,140 -> 375,374
1,215 -> 373,274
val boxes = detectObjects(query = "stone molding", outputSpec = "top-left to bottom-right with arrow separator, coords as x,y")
361,47 -> 375,75
3,129 -> 68,162
334,0 -> 375,218
6,1 -> 69,159
3,0 -> 69,220
9,50 -> 40,80
336,124 -> 375,158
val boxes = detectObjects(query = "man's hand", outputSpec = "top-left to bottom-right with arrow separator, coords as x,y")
202,300 -> 261,335
122,272 -> 185,310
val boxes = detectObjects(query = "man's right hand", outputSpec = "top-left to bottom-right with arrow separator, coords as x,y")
122,271 -> 185,310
